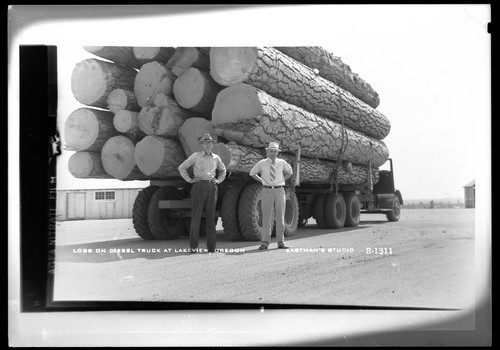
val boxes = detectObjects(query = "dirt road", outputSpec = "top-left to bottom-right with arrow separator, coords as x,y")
53,209 -> 475,309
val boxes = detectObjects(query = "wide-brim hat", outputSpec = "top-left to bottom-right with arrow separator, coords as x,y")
199,133 -> 215,143
265,141 -> 281,152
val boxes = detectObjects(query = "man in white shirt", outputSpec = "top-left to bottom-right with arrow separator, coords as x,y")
178,134 -> 226,253
249,142 -> 293,250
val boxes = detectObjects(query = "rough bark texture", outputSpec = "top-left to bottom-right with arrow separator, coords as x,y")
219,143 -> 379,185
173,68 -> 222,114
137,96 -> 194,137
166,47 -> 210,77
101,135 -> 149,181
275,46 -> 380,109
71,58 -> 137,109
177,117 -> 218,156
134,61 -> 176,108
212,84 -> 389,168
135,135 -> 186,178
113,110 -> 146,141
107,88 -> 140,113
68,151 -> 114,179
83,46 -> 142,69
133,47 -> 176,65
64,108 -> 118,151
210,47 -> 390,140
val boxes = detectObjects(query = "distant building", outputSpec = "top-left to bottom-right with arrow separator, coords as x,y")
463,180 -> 475,208
56,188 -> 142,221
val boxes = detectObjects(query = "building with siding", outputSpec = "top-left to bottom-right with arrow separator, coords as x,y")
56,188 -> 142,221
463,180 -> 475,208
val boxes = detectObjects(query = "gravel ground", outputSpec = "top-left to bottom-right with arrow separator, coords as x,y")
53,209 -> 476,309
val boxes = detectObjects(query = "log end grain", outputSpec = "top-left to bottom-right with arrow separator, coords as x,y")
71,59 -> 107,106
133,47 -> 176,64
210,47 -> 258,86
68,151 -> 113,178
101,135 -> 141,180
135,135 -> 185,177
212,143 -> 232,168
134,61 -> 176,108
64,108 -> 100,151
173,67 -> 206,109
211,83 -> 264,126
177,117 -> 217,156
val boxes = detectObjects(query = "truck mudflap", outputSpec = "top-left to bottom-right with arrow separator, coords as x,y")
376,193 -> 396,210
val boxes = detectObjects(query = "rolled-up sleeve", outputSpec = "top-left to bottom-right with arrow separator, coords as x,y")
284,161 -> 293,175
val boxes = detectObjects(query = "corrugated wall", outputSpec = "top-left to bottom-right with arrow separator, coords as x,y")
56,188 -> 141,221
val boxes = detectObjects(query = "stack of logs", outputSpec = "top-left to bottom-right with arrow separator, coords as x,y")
66,46 -> 391,186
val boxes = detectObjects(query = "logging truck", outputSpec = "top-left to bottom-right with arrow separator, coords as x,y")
131,155 -> 402,241
67,46 -> 402,242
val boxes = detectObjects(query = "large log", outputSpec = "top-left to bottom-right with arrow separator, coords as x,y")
83,46 -> 142,69
134,61 -> 176,108
210,47 -> 390,140
113,110 -> 146,141
218,142 -> 379,185
173,67 -> 223,114
166,47 -> 210,77
137,96 -> 194,137
71,58 -> 137,109
177,117 -> 218,156
68,151 -> 114,179
107,88 -> 140,113
135,135 -> 186,178
212,83 -> 389,168
101,135 -> 149,180
133,47 -> 176,65
275,46 -> 380,109
64,108 -> 118,151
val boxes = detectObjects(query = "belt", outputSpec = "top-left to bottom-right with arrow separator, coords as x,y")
198,179 -> 215,183
263,185 -> 284,189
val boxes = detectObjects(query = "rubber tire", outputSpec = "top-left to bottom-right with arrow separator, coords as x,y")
132,186 -> 159,240
325,193 -> 346,229
283,187 -> 299,237
387,196 -> 401,222
344,193 -> 361,227
313,194 -> 328,229
147,186 -> 186,239
220,184 -> 246,241
238,184 -> 264,241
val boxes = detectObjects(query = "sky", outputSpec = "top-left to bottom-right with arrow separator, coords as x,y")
9,5 -> 491,200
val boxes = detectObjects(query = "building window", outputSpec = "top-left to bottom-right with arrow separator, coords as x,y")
95,191 -> 116,201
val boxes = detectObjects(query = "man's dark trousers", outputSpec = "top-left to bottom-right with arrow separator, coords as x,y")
190,181 -> 218,251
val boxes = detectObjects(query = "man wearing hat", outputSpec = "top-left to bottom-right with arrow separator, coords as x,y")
249,142 -> 293,250
178,133 -> 226,253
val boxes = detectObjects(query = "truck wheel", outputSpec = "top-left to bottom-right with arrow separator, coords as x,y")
298,217 -> 308,227
238,184 -> 263,241
284,187 -> 299,237
220,184 -> 246,241
147,186 -> 186,239
313,194 -> 328,229
344,193 -> 361,227
325,193 -> 346,229
387,196 -> 401,222
132,186 -> 159,240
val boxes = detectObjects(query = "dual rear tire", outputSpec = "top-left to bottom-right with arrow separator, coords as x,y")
313,192 -> 360,229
